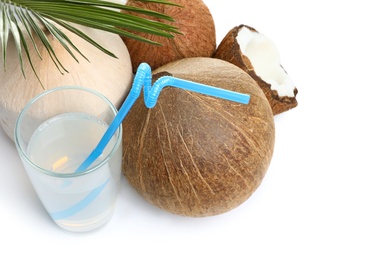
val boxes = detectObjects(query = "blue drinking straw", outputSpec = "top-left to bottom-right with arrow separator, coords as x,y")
76,63 -> 250,172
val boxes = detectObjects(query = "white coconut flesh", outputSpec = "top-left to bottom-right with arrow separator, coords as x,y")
236,26 -> 296,98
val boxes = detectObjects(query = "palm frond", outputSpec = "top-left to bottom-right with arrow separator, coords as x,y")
0,0 -> 180,86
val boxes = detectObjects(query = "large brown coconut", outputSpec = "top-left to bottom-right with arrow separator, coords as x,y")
121,0 -> 216,72
213,24 -> 298,115
122,57 -> 275,217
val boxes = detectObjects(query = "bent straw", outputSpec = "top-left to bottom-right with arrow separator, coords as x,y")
75,63 -> 250,172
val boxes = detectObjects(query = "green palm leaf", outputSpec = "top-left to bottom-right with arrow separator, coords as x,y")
0,0 -> 180,85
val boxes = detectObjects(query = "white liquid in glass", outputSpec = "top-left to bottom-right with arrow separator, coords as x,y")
26,112 -> 121,232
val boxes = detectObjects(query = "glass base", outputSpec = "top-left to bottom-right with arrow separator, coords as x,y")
54,206 -> 115,233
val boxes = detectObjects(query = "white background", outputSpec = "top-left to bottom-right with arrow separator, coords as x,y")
1,0 -> 390,259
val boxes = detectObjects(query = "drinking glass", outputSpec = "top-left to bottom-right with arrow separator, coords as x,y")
14,86 -> 122,232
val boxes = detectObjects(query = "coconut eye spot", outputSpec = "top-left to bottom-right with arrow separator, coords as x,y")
236,26 -> 296,98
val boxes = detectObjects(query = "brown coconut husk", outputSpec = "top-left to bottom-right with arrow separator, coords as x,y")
121,0 -> 216,72
122,57 -> 275,217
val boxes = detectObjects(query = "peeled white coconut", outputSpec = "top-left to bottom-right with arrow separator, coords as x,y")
0,24 -> 133,141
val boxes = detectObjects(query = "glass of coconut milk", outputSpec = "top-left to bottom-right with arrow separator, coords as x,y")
14,86 -> 122,232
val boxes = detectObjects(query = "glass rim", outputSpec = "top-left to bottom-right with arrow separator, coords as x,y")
14,86 -> 122,178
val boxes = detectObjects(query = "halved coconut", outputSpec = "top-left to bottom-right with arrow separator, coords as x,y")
213,24 -> 298,115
